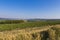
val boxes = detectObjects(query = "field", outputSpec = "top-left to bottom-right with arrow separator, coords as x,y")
0,20 -> 60,40
0,20 -> 60,31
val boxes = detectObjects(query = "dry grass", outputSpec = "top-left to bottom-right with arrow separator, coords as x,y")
0,25 -> 59,40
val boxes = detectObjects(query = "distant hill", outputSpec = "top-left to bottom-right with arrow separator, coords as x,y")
26,19 -> 60,22
0,18 -> 20,20
0,18 -> 8,20
0,18 -> 60,21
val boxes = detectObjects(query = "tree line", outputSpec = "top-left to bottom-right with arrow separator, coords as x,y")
0,20 -> 26,24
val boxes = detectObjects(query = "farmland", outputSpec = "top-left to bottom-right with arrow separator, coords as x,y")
0,20 -> 60,40
0,20 -> 60,31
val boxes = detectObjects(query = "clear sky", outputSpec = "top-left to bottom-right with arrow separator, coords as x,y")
0,0 -> 60,19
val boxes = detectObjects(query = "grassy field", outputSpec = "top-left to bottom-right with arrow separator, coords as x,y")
0,25 -> 59,40
0,20 -> 60,40
0,20 -> 60,31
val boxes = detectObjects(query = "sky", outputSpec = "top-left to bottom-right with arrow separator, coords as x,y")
0,0 -> 60,19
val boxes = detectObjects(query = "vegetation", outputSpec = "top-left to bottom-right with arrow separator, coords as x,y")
0,20 -> 60,31
0,25 -> 59,40
0,20 -> 60,40
0,20 -> 25,24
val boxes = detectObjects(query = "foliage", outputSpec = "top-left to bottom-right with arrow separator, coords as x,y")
0,20 -> 25,24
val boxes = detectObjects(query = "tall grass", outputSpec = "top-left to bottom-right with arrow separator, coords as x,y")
0,25 -> 59,40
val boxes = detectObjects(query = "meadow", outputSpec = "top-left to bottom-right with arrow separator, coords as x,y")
0,20 -> 60,40
0,20 -> 60,31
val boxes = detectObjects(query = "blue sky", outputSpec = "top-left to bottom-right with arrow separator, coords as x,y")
0,0 -> 60,19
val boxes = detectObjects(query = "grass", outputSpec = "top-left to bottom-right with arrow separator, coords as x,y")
0,25 -> 59,40
0,20 -> 60,31
0,20 -> 60,40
